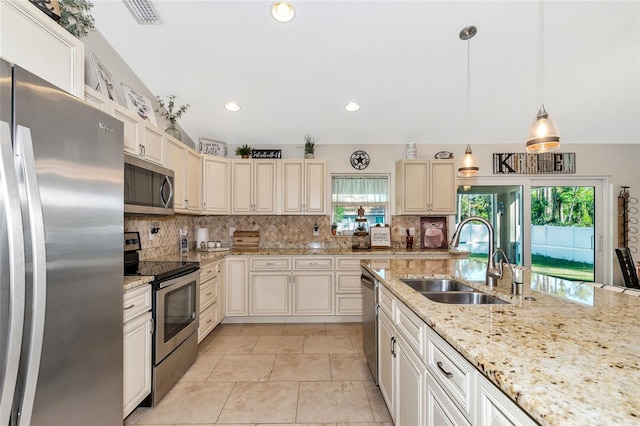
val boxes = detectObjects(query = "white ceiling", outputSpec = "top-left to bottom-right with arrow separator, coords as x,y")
91,0 -> 639,147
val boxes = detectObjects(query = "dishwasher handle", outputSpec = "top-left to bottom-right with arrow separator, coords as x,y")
361,272 -> 376,291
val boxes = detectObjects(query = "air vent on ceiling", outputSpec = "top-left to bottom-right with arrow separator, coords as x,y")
123,0 -> 162,24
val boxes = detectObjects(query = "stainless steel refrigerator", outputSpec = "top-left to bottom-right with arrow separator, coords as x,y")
0,60 -> 124,425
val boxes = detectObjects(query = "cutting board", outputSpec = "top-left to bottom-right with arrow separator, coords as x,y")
233,231 -> 259,250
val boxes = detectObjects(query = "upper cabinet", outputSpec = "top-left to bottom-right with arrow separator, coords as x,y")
165,136 -> 201,214
112,103 -> 141,156
232,160 -> 277,215
84,85 -> 110,113
395,160 -> 456,215
202,156 -> 230,215
138,122 -> 164,166
1,0 -> 84,98
281,160 -> 326,215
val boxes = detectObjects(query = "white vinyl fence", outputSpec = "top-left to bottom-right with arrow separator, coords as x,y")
454,224 -> 594,265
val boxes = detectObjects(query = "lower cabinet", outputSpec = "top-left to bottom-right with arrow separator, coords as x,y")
198,259 -> 225,342
123,285 -> 152,419
377,281 -> 536,426
226,257 -> 248,316
293,272 -> 334,315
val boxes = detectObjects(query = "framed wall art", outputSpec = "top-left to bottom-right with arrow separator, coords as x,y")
121,83 -> 157,126
421,216 -> 448,249
91,53 -> 118,102
199,138 -> 227,157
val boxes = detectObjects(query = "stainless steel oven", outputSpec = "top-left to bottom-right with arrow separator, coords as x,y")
155,270 -> 199,363
151,268 -> 199,405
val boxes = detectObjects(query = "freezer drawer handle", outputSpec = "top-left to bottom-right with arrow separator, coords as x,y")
14,126 -> 48,426
0,122 -> 26,426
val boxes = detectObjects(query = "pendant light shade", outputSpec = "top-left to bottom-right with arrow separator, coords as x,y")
526,0 -> 560,153
458,25 -> 479,177
525,105 -> 560,153
459,144 -> 479,177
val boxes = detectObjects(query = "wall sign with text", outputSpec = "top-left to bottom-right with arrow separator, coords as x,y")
493,153 -> 576,174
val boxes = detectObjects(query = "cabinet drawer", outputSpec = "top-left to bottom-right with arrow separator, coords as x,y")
198,301 -> 218,343
250,257 -> 291,270
427,328 -> 475,420
395,300 -> 426,359
336,294 -> 363,315
378,284 -> 394,318
336,272 -> 362,293
200,261 -> 221,282
427,370 -> 471,426
123,284 -> 152,323
336,257 -> 362,270
200,279 -> 216,311
293,256 -> 333,270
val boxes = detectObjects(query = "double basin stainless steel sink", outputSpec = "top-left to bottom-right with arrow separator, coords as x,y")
401,278 -> 509,305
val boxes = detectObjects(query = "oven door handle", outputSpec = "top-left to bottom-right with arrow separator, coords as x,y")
156,269 -> 200,289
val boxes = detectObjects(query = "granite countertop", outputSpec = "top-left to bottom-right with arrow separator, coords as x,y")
123,275 -> 153,291
228,247 -> 469,256
364,258 -> 640,426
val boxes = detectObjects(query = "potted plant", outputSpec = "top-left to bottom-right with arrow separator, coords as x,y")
304,134 -> 317,159
156,95 -> 189,141
235,144 -> 253,159
58,0 -> 95,39
331,222 -> 338,235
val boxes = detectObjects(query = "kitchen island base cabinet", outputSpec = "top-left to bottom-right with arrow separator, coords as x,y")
376,279 -> 536,426
123,285 -> 152,419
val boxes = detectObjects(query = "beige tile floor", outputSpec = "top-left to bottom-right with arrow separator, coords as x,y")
124,322 -> 392,426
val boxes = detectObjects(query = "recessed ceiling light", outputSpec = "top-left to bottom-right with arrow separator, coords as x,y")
224,102 -> 241,112
345,102 -> 360,112
271,2 -> 295,23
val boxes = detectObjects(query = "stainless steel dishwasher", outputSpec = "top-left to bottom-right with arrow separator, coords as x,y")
361,267 -> 378,384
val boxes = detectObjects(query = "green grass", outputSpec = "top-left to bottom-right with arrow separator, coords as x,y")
468,253 -> 594,282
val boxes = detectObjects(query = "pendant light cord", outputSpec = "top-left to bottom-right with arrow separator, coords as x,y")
538,0 -> 545,108
466,35 -> 471,145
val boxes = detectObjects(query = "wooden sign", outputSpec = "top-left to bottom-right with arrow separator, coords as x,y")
370,226 -> 391,248
493,153 -> 575,174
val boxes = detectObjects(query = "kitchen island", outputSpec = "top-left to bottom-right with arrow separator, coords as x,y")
366,257 -> 640,426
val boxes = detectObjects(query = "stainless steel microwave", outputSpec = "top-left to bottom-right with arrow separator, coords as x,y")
124,154 -> 174,215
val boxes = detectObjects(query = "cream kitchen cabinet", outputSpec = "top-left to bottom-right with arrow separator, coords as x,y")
250,272 -> 292,315
198,259 -> 224,342
112,103 -> 141,157
138,122 -> 164,166
378,284 -> 427,426
84,85 -> 110,112
1,0 -> 84,98
202,156 -> 231,214
225,256 -> 248,316
335,257 -> 364,315
376,276 -> 536,426
165,137 -> 201,214
123,284 -> 152,419
292,257 -> 334,315
232,160 -> 277,214
281,160 -> 326,215
395,159 -> 456,215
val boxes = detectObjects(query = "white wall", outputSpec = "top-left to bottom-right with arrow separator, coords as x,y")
83,29 -> 195,148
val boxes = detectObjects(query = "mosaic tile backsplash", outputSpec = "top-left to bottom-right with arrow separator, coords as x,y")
125,214 -> 448,259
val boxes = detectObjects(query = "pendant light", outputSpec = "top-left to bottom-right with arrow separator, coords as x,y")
458,25 -> 479,178
526,0 -> 560,153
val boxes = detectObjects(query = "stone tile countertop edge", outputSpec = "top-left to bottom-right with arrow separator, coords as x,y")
363,257 -> 640,426
123,275 -> 154,292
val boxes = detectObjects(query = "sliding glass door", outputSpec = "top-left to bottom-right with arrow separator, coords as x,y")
456,177 -> 606,283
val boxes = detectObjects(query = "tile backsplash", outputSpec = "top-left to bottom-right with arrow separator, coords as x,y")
125,214 -> 451,259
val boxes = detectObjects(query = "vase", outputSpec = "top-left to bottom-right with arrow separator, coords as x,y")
304,153 -> 314,159
165,122 -> 181,141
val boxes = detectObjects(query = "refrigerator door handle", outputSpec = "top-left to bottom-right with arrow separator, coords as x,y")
14,126 -> 47,426
0,122 -> 26,426
160,175 -> 173,208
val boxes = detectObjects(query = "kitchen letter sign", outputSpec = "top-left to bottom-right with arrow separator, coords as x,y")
493,153 -> 575,174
